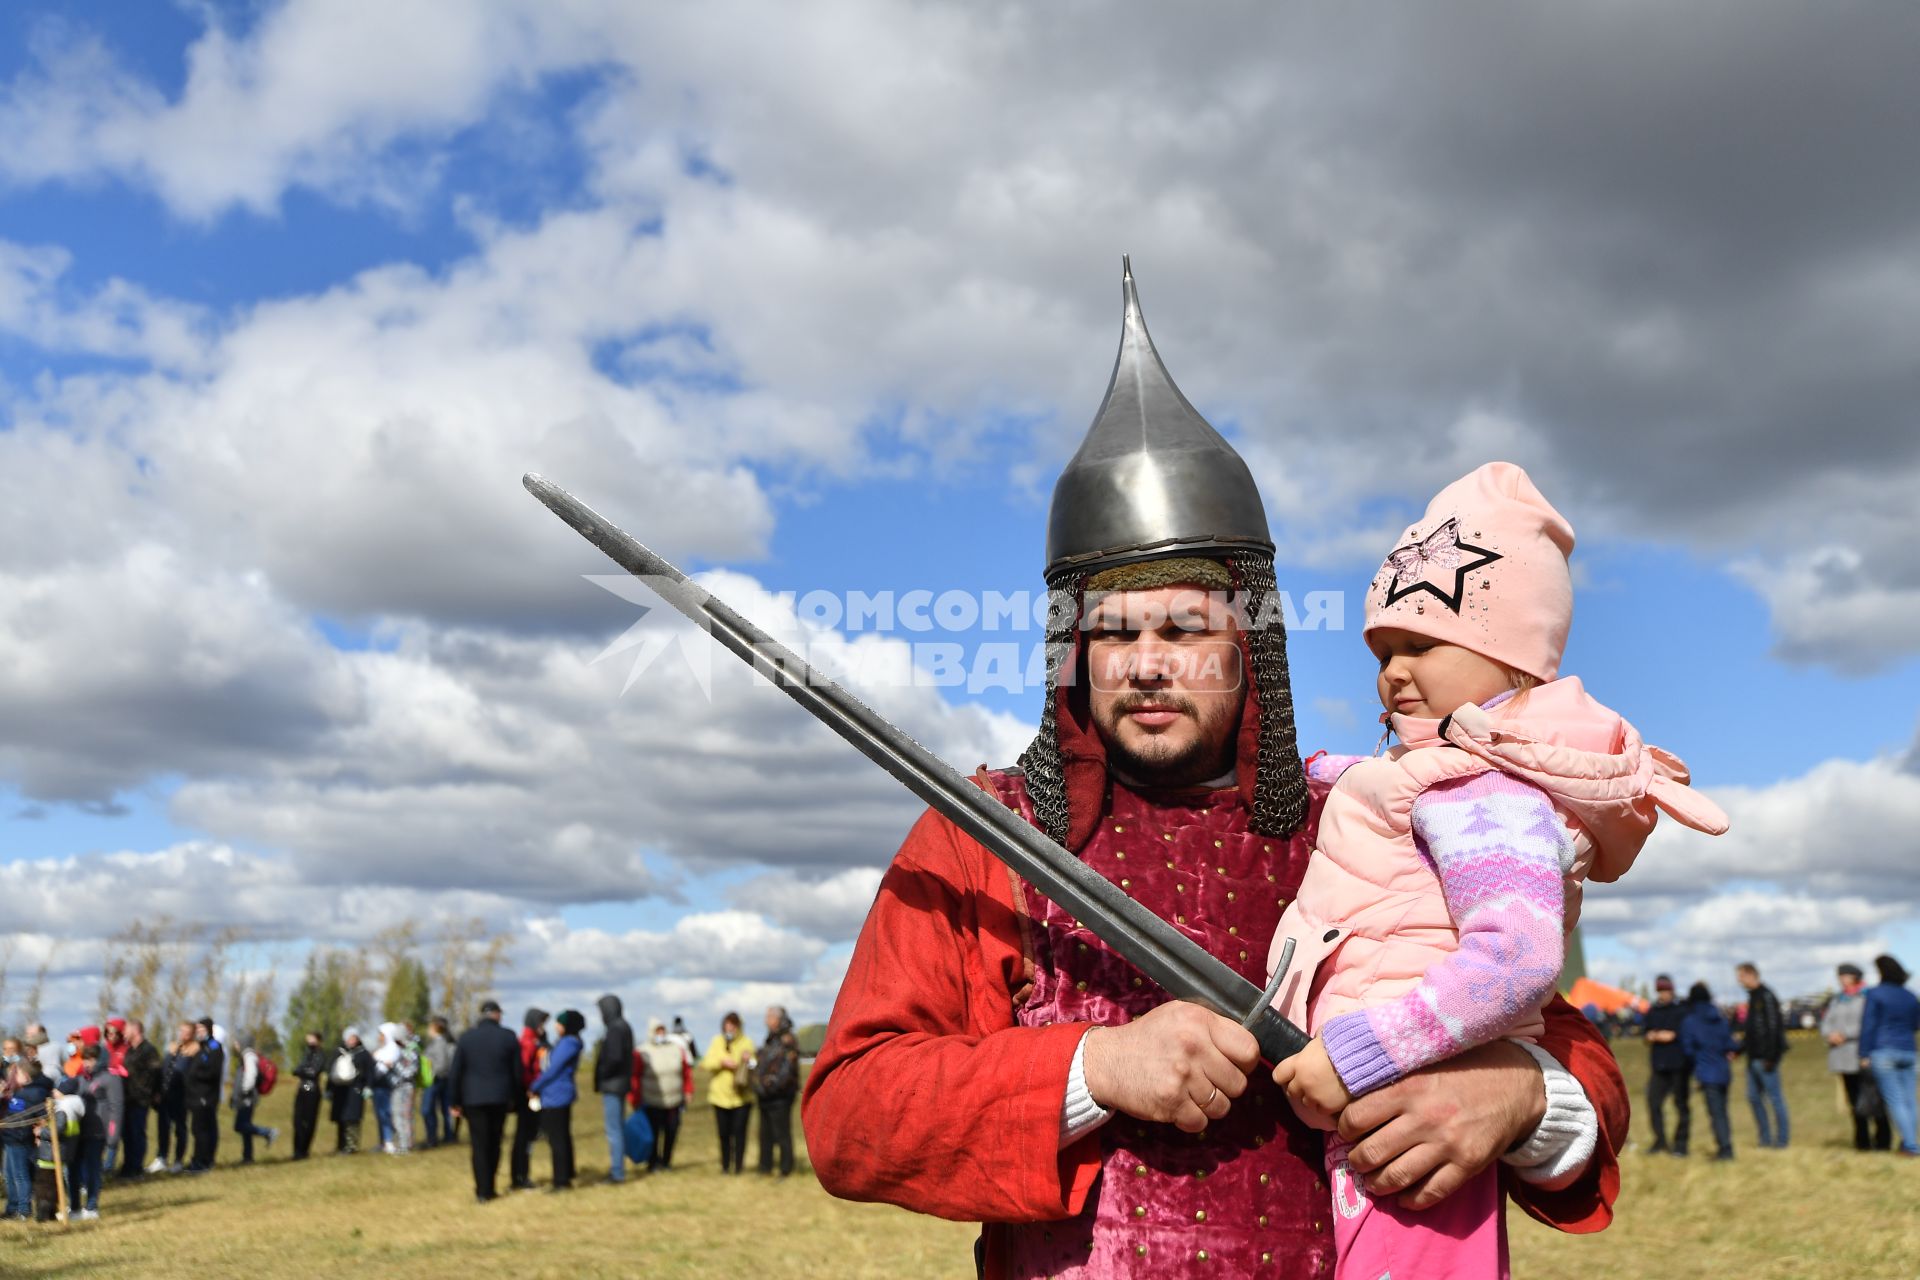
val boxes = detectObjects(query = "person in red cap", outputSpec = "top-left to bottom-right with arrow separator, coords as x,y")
66,1026 -> 102,1081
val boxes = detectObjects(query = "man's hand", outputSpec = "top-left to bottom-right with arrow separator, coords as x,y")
449,1106 -> 463,1120
1334,1039 -> 1545,1210
1271,1036 -> 1353,1118
1081,1001 -> 1259,1133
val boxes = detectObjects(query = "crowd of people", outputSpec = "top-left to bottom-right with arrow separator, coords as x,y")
1636,957 -> 1920,1161
0,996 -> 806,1221
437,998 -> 801,1202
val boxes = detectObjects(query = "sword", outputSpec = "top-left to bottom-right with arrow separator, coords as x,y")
524,473 -> 1310,1065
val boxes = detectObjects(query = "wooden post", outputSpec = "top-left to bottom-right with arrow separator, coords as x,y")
46,1095 -> 68,1223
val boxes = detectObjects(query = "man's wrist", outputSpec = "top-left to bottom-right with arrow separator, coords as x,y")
1503,1040 -> 1597,1188
1060,1027 -> 1114,1149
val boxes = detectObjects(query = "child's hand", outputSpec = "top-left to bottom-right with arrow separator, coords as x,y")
1271,1036 -> 1353,1116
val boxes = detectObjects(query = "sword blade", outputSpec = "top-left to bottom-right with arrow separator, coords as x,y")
524,473 -> 1309,1064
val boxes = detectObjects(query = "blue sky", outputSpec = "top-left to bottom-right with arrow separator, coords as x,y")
3,1 -> 1919,1039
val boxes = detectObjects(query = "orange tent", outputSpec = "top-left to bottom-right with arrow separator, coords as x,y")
1565,976 -> 1645,1016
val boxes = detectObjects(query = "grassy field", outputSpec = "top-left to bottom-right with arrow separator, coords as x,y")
4,1031 -> 1917,1278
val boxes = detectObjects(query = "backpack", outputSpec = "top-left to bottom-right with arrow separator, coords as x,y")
754,1037 -> 797,1099
256,1055 -> 278,1095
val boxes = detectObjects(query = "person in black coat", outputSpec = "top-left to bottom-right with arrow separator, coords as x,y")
448,1000 -> 523,1202
155,1022 -> 194,1172
1642,975 -> 1692,1155
1737,961 -> 1791,1148
290,1033 -> 328,1160
183,1017 -> 225,1173
593,994 -> 636,1185
329,1029 -> 374,1154
117,1020 -> 163,1180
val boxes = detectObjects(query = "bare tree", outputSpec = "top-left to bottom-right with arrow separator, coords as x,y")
160,924 -> 203,1035
194,927 -> 242,1026
0,938 -> 13,1037
121,920 -> 170,1033
435,916 -> 514,1030
242,970 -> 280,1055
20,957 -> 48,1031
99,935 -> 130,1027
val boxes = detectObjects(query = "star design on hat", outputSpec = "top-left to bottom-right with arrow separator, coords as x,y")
1380,517 -> 1501,613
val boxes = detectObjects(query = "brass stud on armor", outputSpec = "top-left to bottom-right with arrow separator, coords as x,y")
1135,1245 -> 1148,1258
1115,851 -> 1126,860
1176,883 -> 1186,893
1120,878 -> 1131,889
1131,977 -> 1143,987
1194,1169 -> 1207,1180
1239,951 -> 1248,961
1114,824 -> 1125,833
1259,1173 -> 1269,1185
1228,926 -> 1238,936
1262,1252 -> 1273,1265
1195,1210 -> 1207,1222
1258,1214 -> 1268,1227
1266,872 -> 1276,882
1134,1164 -> 1148,1176
1227,891 -> 1236,901
1134,1205 -> 1147,1218
1176,915 -> 1186,924
1075,980 -> 1088,992
1197,1250 -> 1210,1262
1215,865 -> 1225,875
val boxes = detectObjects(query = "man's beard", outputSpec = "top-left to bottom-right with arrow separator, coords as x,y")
1099,691 -> 1238,788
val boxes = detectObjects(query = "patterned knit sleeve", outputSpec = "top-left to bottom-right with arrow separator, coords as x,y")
1321,771 -> 1571,1095
1304,752 -> 1369,784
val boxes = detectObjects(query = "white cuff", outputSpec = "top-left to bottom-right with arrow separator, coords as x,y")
1501,1040 -> 1598,1190
1059,1028 -> 1114,1150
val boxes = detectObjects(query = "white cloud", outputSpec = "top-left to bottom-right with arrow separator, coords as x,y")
1582,728 -> 1920,996
0,241 -> 210,368
0,6 -> 599,219
728,867 -> 886,942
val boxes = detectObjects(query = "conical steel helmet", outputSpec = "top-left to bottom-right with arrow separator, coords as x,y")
1043,257 -> 1273,580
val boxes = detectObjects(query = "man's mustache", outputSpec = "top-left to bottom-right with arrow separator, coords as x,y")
1108,692 -> 1198,717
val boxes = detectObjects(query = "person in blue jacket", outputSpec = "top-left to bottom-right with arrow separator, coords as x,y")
527,1009 -> 585,1189
1859,954 -> 1920,1156
1680,982 -> 1738,1161
3,1059 -> 53,1220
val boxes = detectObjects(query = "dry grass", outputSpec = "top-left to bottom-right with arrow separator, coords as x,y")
5,1032 -> 1917,1278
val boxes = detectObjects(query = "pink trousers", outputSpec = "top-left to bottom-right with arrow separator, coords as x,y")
1325,1136 -> 1509,1279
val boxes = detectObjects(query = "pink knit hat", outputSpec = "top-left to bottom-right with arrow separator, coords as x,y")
1363,462 -> 1575,681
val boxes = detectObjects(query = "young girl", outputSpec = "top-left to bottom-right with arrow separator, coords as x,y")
1269,461 -> 1728,1278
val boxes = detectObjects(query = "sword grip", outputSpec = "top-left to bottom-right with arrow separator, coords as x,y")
1249,1006 -> 1312,1066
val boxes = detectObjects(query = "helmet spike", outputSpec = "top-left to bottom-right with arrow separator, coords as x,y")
1043,259 -> 1274,579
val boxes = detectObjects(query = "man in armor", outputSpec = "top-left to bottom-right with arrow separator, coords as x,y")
804,261 -> 1624,1277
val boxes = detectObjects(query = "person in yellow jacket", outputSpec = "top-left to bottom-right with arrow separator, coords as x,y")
699,1013 -> 756,1175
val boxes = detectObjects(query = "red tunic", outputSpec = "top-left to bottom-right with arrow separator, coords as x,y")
803,769 -> 1625,1278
